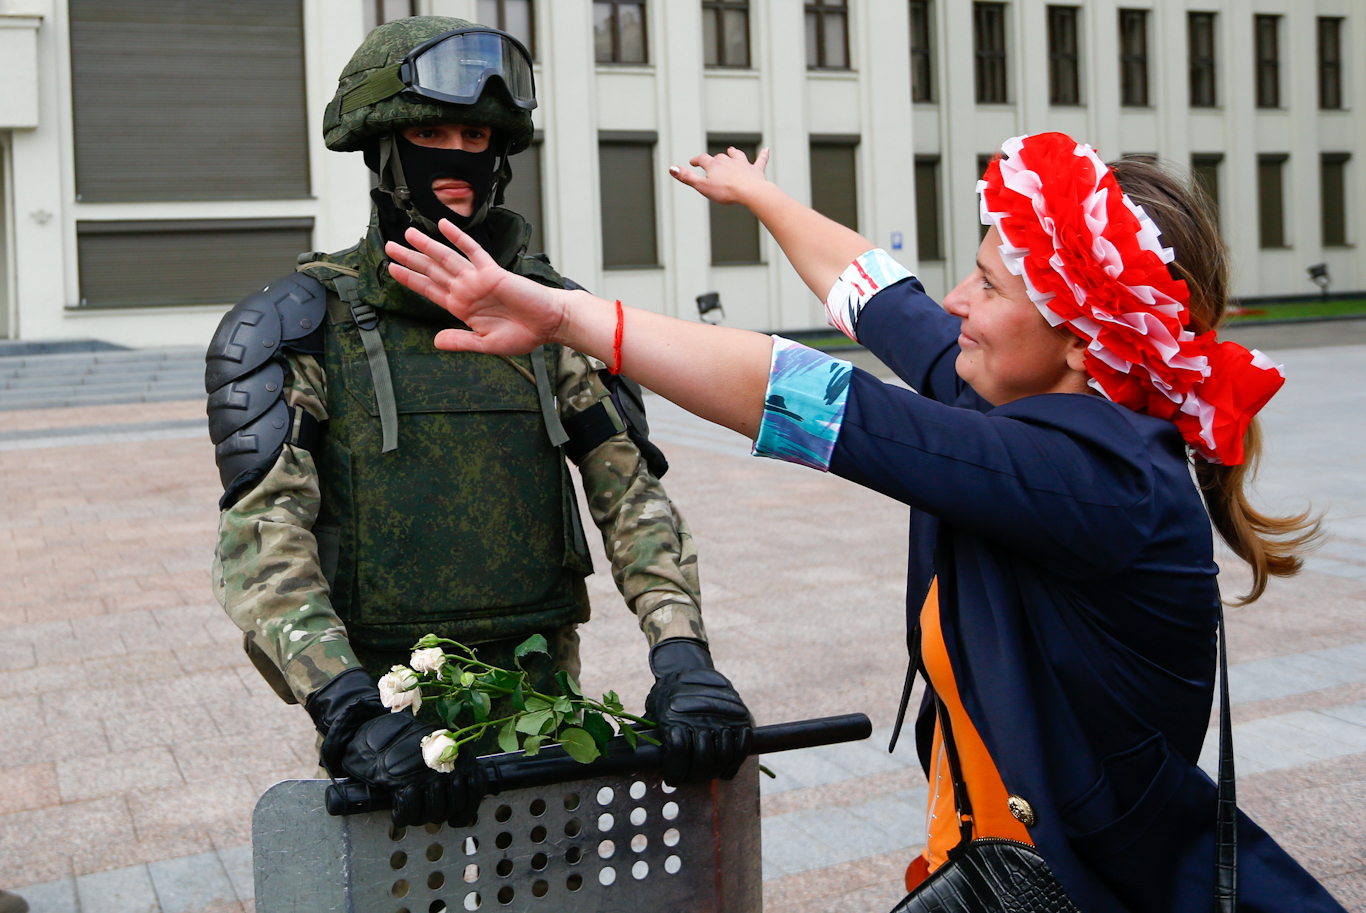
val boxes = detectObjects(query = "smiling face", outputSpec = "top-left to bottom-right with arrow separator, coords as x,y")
941,226 -> 1091,406
400,123 -> 494,216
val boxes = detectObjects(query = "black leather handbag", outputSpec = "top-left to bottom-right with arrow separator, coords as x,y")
888,608 -> 1239,913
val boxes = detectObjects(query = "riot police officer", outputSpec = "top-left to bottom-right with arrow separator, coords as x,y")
206,17 -> 751,826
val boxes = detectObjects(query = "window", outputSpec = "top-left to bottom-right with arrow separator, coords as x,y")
978,153 -> 995,239
1188,12 -> 1217,108
809,138 -> 859,231
1322,153 -> 1350,247
478,0 -> 535,59
806,0 -> 849,70
68,0 -> 309,203
1191,153 -> 1223,228
595,1 -> 647,64
1048,6 -> 1080,106
1119,9 -> 1149,108
1258,153 -> 1288,248
364,0 -> 413,32
599,137 -> 657,267
704,1 -> 750,68
914,156 -> 942,261
76,218 -> 312,308
502,140 -> 546,253
708,138 -> 762,263
1255,15 -> 1280,109
974,3 -> 1008,104
1319,18 -> 1343,111
910,1 -> 934,103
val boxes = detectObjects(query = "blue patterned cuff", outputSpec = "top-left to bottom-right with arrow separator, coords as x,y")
753,337 -> 853,472
824,249 -> 915,341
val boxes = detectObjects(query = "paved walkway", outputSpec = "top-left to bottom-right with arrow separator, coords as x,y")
1,336 -> 1363,912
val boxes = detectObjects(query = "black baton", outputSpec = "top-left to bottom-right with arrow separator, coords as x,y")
325,712 -> 872,817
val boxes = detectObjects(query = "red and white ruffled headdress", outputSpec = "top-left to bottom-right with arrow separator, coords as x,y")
978,132 -> 1284,465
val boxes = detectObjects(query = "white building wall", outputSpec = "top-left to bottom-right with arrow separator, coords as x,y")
0,0 -> 1362,343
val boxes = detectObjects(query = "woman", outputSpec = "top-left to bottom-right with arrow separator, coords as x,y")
386,133 -> 1340,912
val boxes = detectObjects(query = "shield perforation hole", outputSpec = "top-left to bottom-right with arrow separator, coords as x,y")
391,850 -> 408,870
529,797 -> 547,816
495,832 -> 513,850
629,807 -> 647,826
564,792 -> 581,811
566,846 -> 583,864
429,902 -> 448,913
596,786 -> 614,805
531,852 -> 548,871
629,781 -> 647,800
428,843 -> 445,862
390,826 -> 408,842
497,885 -> 515,905
494,805 -> 512,822
662,801 -> 679,821
462,893 -> 481,911
663,827 -> 680,847
597,813 -> 613,832
532,879 -> 549,897
631,834 -> 647,853
599,866 -> 616,886
424,823 -> 442,834
428,871 -> 445,890
464,837 -> 479,856
632,860 -> 649,880
496,859 -> 513,878
463,863 -> 479,883
661,783 -> 676,794
564,818 -> 582,837
567,874 -> 583,892
530,825 -> 547,843
598,839 -> 615,859
392,878 -> 410,898
665,854 -> 682,875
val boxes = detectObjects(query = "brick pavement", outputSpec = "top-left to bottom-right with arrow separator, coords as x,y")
1,340 -> 1363,912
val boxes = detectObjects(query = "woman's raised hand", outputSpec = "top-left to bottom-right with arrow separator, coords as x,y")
385,223 -> 568,355
669,146 -> 771,206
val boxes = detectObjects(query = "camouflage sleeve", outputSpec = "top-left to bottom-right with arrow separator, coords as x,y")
211,352 -> 362,703
557,347 -> 707,647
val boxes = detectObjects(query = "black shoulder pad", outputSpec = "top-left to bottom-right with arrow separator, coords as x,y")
215,399 -> 291,491
204,274 -> 327,393
207,360 -> 285,446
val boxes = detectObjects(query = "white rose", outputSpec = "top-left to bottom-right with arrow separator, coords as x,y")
410,647 -> 447,675
421,730 -> 459,773
378,665 -> 423,714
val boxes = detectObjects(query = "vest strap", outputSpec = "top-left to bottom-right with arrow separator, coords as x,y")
530,345 -> 569,448
334,274 -> 399,453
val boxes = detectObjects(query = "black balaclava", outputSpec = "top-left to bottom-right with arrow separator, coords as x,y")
367,131 -> 505,250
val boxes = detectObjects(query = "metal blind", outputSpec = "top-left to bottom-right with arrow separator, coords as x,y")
1192,153 -> 1223,229
809,141 -> 858,232
69,0 -> 310,202
708,139 -> 762,264
76,219 -> 313,308
973,3 -> 1007,104
1048,6 -> 1080,106
1322,153 -> 1350,248
600,141 -> 658,268
1257,154 -> 1288,249
914,156 -> 942,262
1119,9 -> 1149,107
503,142 -> 546,254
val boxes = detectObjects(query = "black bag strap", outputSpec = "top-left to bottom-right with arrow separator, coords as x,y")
931,691 -> 976,854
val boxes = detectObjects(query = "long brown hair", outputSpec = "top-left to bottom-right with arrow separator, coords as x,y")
1107,158 -> 1321,604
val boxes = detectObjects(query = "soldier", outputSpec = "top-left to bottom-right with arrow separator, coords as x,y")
205,17 -> 752,827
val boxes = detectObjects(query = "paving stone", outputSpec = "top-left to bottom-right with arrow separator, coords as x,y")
73,864 -> 159,913
148,852 -> 238,913
214,845 -> 254,904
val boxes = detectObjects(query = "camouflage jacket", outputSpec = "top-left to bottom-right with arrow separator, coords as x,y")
212,214 -> 705,703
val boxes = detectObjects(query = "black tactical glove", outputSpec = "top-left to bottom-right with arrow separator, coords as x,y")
305,668 -> 486,827
644,638 -> 754,786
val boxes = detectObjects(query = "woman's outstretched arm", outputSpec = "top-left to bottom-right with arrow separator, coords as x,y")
385,224 -> 774,438
669,147 -> 872,303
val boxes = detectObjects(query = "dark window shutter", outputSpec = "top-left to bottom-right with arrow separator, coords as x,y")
1322,153 -> 1350,248
1319,18 -> 1343,111
1257,154 -> 1288,249
1191,153 -> 1223,229
1119,9 -> 1149,107
1188,12 -> 1217,108
503,142 -> 547,254
1048,6 -> 1080,107
978,153 -> 994,240
910,1 -> 934,103
708,139 -> 762,264
810,141 -> 858,232
1255,15 -> 1280,109
69,0 -> 310,203
914,156 -> 942,261
76,219 -> 312,309
600,142 -> 658,268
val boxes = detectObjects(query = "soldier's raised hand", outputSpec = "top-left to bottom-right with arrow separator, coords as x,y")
669,146 -> 772,207
386,224 -> 570,357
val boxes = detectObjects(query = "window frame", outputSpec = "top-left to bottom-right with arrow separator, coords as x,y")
598,133 -> 660,269
805,0 -> 851,71
910,0 -> 934,104
1318,17 -> 1343,111
703,0 -> 751,69
1188,11 -> 1217,109
973,2 -> 1008,105
808,135 -> 860,232
478,0 -> 536,60
913,154 -> 943,262
1118,8 -> 1150,108
1048,5 -> 1081,107
707,134 -> 764,264
1191,152 -> 1224,230
1255,14 -> 1280,110
1257,152 -> 1289,249
1322,152 -> 1351,248
595,0 -> 649,66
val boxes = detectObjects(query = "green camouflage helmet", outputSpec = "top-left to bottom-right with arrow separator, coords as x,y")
323,17 -> 534,155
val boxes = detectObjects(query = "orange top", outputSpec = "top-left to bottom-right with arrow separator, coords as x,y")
910,578 -> 1032,888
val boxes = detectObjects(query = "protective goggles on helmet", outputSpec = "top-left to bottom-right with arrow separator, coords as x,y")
340,27 -> 536,115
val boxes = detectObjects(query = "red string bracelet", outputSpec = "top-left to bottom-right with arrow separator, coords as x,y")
610,299 -> 624,375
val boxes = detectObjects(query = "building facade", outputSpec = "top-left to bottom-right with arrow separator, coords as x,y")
0,0 -> 1360,346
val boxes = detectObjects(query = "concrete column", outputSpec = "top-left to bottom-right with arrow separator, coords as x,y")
858,0 -> 915,281
761,0 -> 813,328
305,0 -> 372,253
1221,0 -> 1259,297
939,0 -> 979,287
1087,0 -> 1121,157
657,0 -> 707,322
1286,4 -> 1321,290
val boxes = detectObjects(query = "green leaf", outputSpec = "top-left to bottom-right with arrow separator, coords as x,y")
621,725 -> 638,749
524,696 -> 553,713
555,670 -> 584,698
553,696 -> 574,715
510,684 -> 527,712
470,689 -> 491,722
460,671 -> 476,688
516,709 -> 554,735
514,634 -> 550,663
636,731 -> 661,747
484,668 -> 520,692
436,700 -> 461,728
558,727 -> 600,764
498,719 -> 520,754
523,735 -> 544,757
602,690 -> 624,712
581,711 -> 614,747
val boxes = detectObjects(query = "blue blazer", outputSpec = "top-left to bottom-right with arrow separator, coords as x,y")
828,278 -> 1344,913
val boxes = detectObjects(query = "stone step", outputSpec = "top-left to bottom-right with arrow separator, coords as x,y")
0,344 -> 208,410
